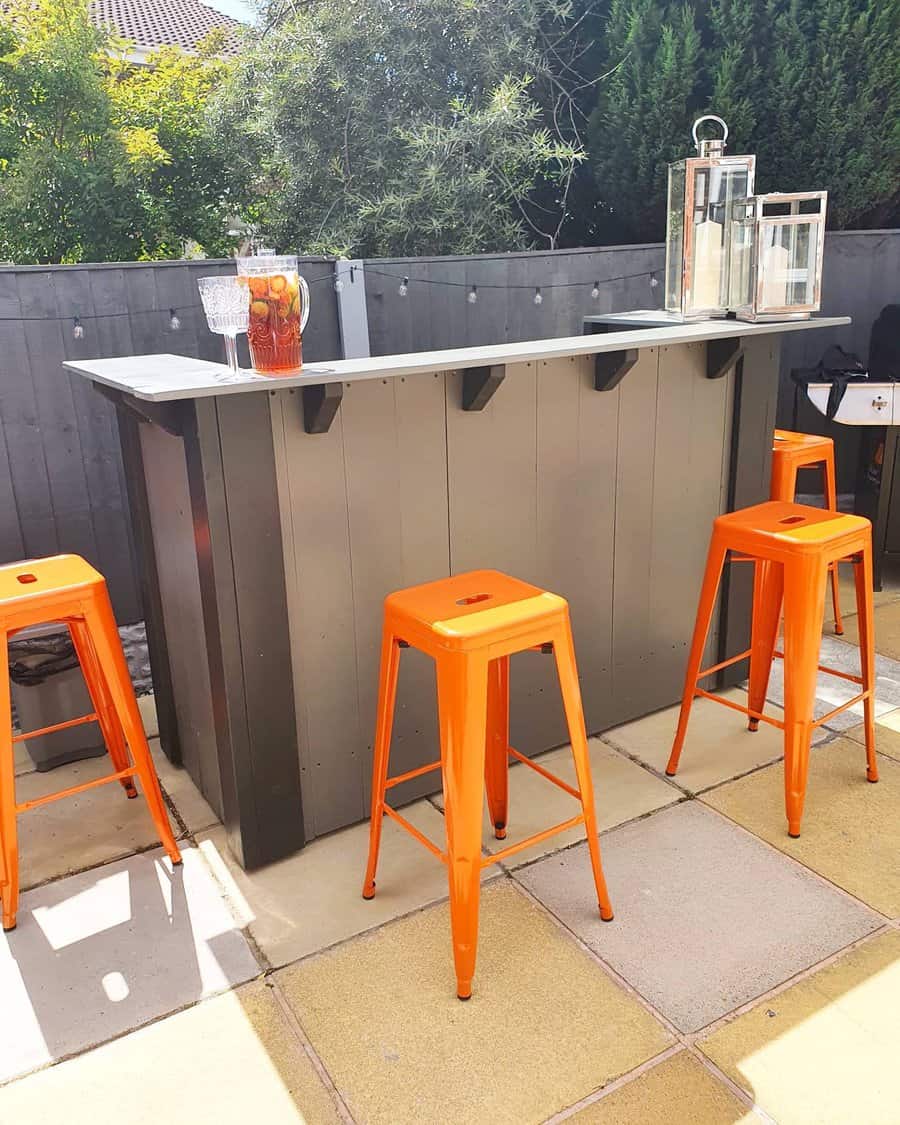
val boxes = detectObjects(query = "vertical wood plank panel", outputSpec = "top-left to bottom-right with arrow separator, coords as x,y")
610,347 -> 659,722
342,372 -> 450,810
536,355 -> 618,735
276,388 -> 363,837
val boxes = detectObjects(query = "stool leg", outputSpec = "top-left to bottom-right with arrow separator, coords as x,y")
484,656 -> 509,840
666,538 -> 727,777
769,455 -> 797,502
362,631 -> 401,899
823,459 -> 844,634
853,542 -> 878,784
68,619 -> 138,798
437,650 -> 488,1000
747,561 -> 784,731
0,630 -> 19,930
782,556 -> 828,837
552,618 -> 613,921
82,593 -> 181,865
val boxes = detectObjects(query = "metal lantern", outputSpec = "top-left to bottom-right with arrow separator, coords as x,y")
733,191 -> 828,321
665,115 -> 756,319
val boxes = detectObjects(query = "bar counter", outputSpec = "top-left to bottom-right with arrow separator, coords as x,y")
65,313 -> 848,869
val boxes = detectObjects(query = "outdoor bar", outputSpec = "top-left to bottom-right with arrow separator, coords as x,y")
65,314 -> 848,869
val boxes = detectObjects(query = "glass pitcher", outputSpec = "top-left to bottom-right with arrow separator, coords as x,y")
236,254 -> 310,374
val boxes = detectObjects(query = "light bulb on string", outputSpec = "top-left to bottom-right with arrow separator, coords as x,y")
533,287 -> 543,306
591,281 -> 601,300
72,316 -> 84,339
334,277 -> 345,293
398,276 -> 409,297
169,308 -> 181,331
649,274 -> 659,289
467,285 -> 478,305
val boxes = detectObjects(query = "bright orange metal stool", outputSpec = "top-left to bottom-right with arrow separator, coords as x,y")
362,569 -> 613,999
772,429 -> 844,634
666,502 -> 877,838
1,555 -> 181,931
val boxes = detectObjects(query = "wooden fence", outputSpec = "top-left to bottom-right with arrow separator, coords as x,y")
0,233 -> 895,622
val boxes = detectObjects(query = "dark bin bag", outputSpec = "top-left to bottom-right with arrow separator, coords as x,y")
791,345 -> 870,421
9,630 -> 79,687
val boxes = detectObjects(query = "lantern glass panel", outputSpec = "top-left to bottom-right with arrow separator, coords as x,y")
686,163 -> 752,314
665,161 -> 686,312
757,220 -> 820,311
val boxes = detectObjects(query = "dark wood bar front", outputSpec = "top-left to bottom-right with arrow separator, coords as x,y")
65,315 -> 848,868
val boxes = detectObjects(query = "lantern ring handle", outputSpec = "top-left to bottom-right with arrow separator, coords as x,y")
692,115 -> 728,150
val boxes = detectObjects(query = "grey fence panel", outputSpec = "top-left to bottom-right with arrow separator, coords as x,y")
0,257 -> 341,622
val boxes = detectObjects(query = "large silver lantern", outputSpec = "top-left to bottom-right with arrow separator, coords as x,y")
665,115 -> 755,319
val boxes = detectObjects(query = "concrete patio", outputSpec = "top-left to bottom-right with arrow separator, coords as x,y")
1,573 -> 899,1124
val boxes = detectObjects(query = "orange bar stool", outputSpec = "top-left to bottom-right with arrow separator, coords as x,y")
362,569 -> 613,999
772,430 -> 844,634
666,502 -> 877,838
1,555 -> 181,931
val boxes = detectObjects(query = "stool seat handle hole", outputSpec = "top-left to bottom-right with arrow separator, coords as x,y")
456,592 -> 492,606
16,573 -> 37,584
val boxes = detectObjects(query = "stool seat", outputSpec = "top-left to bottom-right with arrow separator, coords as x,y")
773,428 -> 834,455
1,554 -> 181,931
386,570 -> 564,651
0,555 -> 102,616
363,569 -> 613,999
715,501 -> 870,558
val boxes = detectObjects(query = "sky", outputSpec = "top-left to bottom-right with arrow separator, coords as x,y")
203,0 -> 256,25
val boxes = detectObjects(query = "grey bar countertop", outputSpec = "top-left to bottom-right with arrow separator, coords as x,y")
64,314 -> 850,403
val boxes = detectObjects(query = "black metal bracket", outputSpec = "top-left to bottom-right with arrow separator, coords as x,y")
594,349 -> 638,392
302,383 -> 344,434
707,337 -> 744,381
94,385 -> 188,437
462,365 -> 505,411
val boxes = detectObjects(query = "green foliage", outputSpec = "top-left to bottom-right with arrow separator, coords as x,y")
588,0 -> 900,241
0,0 -> 238,263
213,0 -> 595,255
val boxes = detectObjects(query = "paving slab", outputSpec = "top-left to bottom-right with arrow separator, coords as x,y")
197,799 -> 490,968
0,845 -> 260,1083
15,756 -> 176,890
699,929 -> 900,1125
433,739 -> 679,868
151,740 -> 220,834
842,596 -> 900,661
568,1050 -> 753,1123
846,707 -> 900,763
762,633 -> 900,732
276,880 -> 671,1125
0,981 -> 341,1124
517,802 -> 880,1033
704,739 -> 900,917
601,689 -> 792,795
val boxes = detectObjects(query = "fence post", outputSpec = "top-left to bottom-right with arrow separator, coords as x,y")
334,258 -> 370,359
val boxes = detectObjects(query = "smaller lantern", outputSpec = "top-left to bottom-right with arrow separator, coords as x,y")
732,191 -> 828,321
665,115 -> 756,319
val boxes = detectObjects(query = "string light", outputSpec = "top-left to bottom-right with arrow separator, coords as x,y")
72,316 -> 84,339
398,276 -> 409,297
169,308 -> 181,331
591,281 -> 601,300
467,285 -> 478,305
650,274 -> 659,289
333,277 -> 345,292
533,287 -> 543,306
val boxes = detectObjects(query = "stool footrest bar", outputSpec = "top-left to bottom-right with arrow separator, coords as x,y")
812,691 -> 870,729
773,650 -> 863,686
482,814 -> 586,867
385,761 -> 442,790
697,649 -> 752,681
508,747 -> 581,799
694,689 -> 785,730
12,711 -> 99,744
15,766 -> 137,813
382,803 -> 446,862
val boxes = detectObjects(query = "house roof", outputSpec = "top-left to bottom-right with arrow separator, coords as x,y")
88,0 -> 242,57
